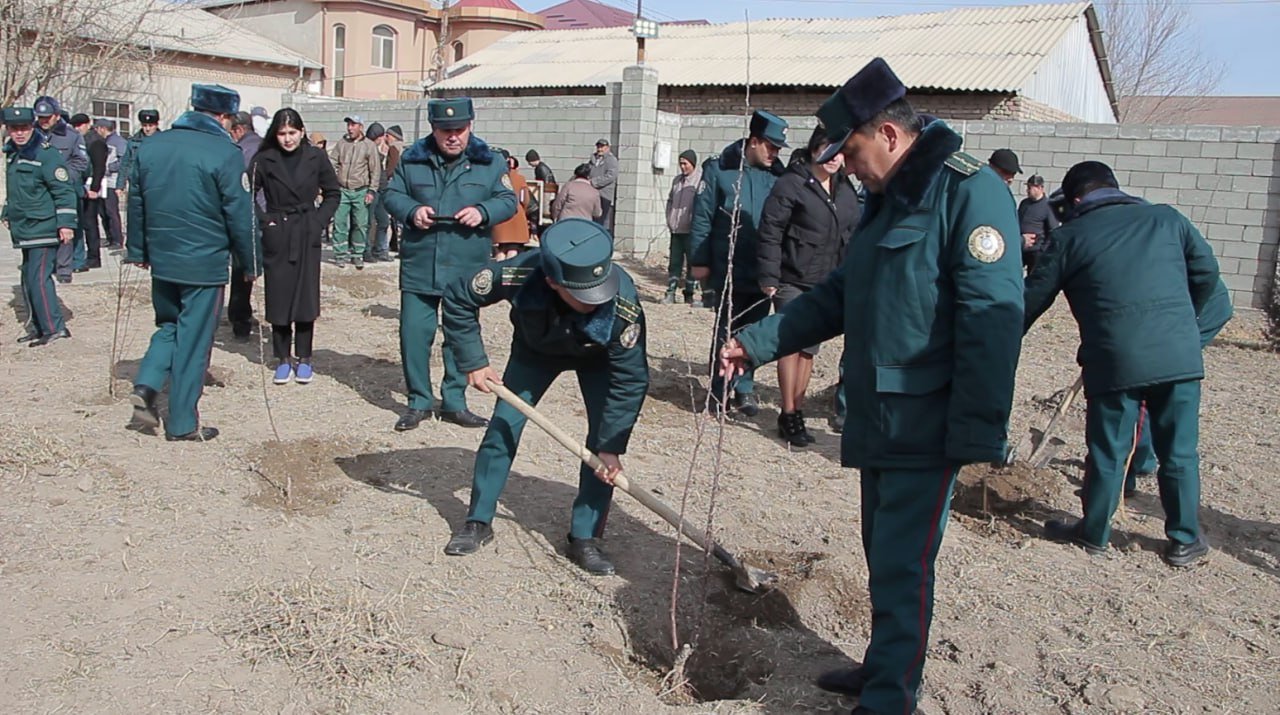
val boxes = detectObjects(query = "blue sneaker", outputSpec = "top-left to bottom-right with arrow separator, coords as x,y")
273,362 -> 294,384
295,361 -> 314,384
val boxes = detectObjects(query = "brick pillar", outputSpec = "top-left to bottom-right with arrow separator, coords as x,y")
614,65 -> 663,256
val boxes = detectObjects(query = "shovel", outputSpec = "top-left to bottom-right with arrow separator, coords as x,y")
485,379 -> 778,594
1024,373 -> 1084,469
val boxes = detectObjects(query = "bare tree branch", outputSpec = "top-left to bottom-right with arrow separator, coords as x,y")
1098,0 -> 1225,123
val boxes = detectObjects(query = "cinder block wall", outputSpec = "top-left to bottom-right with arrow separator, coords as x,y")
285,89 -> 1280,311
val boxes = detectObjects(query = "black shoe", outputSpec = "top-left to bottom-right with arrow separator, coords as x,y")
394,409 -> 433,432
73,267 -> 90,273
733,392 -> 760,417
29,328 -> 70,346
440,409 -> 488,428
829,415 -> 845,434
57,276 -> 72,284
1164,535 -> 1209,568
777,411 -> 808,448
354,261 -> 364,271
16,329 -> 40,343
129,385 -> 160,430
444,521 -> 494,555
165,426 -> 219,442
232,322 -> 253,340
567,537 -> 616,575
1044,518 -> 1107,556
815,666 -> 924,703
683,293 -> 695,305
795,409 -> 816,444
661,291 -> 677,305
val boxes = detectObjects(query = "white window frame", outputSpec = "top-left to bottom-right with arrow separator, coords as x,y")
372,25 -> 396,70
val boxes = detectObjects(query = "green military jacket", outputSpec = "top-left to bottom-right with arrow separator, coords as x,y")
3,129 -> 79,248
442,250 -> 650,454
384,135 -> 517,296
126,112 -> 257,285
689,139 -> 786,292
1197,279 -> 1232,347
118,131 -> 151,192
735,120 -> 1025,469
1024,190 -> 1221,395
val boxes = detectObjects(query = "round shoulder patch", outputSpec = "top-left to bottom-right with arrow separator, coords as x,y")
241,173 -> 251,193
619,322 -> 642,349
471,268 -> 494,296
54,167 -> 69,182
501,174 -> 513,190
967,226 -> 1005,263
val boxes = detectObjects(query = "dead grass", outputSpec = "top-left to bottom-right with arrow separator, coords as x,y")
226,576 -> 435,692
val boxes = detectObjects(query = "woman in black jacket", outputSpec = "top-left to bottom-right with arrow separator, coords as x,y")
250,108 -> 340,384
757,126 -> 861,446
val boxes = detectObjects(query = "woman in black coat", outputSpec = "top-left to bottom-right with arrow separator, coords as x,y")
250,108 -> 340,384
757,125 -> 861,446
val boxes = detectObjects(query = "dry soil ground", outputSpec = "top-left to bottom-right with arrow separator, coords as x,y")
2,256 -> 1278,715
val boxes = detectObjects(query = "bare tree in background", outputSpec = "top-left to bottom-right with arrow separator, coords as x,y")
0,0 -> 192,107
1098,0 -> 1225,122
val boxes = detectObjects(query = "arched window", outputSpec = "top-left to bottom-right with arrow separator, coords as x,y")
372,25 -> 396,70
452,40 -> 464,63
332,24 -> 346,96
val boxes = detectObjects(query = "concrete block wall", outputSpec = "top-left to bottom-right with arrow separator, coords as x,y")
284,87 -> 1280,311
960,122 -> 1280,309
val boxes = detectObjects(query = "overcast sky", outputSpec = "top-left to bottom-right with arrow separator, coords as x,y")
611,0 -> 1279,95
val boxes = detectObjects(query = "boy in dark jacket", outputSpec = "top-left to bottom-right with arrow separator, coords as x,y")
3,107 -> 79,346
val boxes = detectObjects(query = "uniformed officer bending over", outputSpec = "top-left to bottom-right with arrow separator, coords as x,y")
1025,161 -> 1220,567
384,98 -> 517,432
3,106 -> 78,346
689,110 -> 788,416
440,218 -> 649,576
721,58 -> 1024,715
126,84 -> 258,442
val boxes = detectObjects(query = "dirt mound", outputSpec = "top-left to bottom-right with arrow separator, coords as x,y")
245,437 -> 350,515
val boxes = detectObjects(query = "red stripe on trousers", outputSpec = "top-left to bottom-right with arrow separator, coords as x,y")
902,465 -> 954,715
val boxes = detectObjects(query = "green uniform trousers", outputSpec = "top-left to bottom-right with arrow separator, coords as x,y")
20,246 -> 65,336
1123,403 -> 1157,494
858,465 -> 959,715
400,291 -> 468,413
708,291 -> 770,401
466,353 -> 615,540
666,232 -> 699,297
135,280 -> 224,437
1083,380 -> 1201,547
332,188 -> 369,261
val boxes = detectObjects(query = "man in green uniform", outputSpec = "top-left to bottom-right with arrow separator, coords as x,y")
125,84 -> 257,442
384,97 -> 516,432
720,58 -> 1024,715
689,110 -> 788,416
3,107 -> 79,345
119,109 -> 160,196
1025,161 -> 1220,567
439,218 -> 649,576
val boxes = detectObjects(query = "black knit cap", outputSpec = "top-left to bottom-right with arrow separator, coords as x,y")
1061,161 -> 1119,203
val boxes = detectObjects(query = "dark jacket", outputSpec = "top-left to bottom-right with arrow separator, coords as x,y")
1024,188 -> 1220,395
251,144 -> 341,323
735,120 -> 1024,469
383,134 -> 517,296
237,132 -> 263,168
443,249 -> 649,454
43,119 -> 88,197
126,111 -> 258,285
3,129 -> 80,248
757,163 -> 860,289
690,139 -> 786,293
86,132 -> 108,193
533,162 -> 556,184
1017,195 -> 1058,254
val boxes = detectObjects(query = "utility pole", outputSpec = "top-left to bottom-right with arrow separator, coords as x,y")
635,0 -> 644,64
435,0 -> 452,82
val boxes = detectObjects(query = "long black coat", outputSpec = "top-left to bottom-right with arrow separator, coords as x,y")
757,163 -> 860,289
250,144 -> 340,324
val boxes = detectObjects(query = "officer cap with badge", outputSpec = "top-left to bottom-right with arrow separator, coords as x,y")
138,109 -> 160,125
2,106 -> 36,127
749,110 -> 789,149
33,96 -> 61,119
428,98 -> 474,130
540,218 -> 620,306
190,83 -> 240,115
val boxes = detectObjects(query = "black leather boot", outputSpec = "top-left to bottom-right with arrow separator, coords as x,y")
394,409 -> 434,432
129,385 -> 160,430
440,409 -> 489,428
444,521 -> 494,555
567,537 -> 615,575
1044,517 -> 1107,556
166,426 -> 219,442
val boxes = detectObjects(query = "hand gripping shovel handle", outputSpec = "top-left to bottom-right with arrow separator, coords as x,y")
483,378 -> 776,593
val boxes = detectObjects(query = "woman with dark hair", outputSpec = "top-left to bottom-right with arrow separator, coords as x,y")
757,125 -> 860,446
250,108 -> 341,384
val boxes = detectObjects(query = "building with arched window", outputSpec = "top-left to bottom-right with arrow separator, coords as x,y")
204,0 -> 543,99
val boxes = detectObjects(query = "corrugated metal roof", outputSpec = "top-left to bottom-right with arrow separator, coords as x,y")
435,2 -> 1092,92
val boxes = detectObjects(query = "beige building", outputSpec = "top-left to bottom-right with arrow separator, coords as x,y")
203,0 -> 544,100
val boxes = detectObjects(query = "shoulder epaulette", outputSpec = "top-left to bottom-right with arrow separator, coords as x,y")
615,295 -> 641,324
944,151 -> 982,176
500,265 -> 533,286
